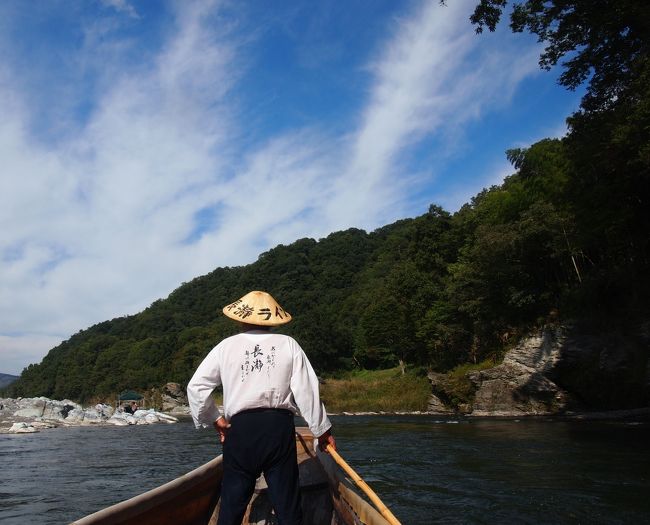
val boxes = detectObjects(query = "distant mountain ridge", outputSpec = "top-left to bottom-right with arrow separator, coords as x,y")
0,373 -> 19,389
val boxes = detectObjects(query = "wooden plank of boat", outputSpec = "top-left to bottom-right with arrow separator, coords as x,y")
71,427 -> 394,525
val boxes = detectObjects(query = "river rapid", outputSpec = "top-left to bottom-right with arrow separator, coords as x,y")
1,415 -> 648,524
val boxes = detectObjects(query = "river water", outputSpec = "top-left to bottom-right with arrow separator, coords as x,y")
1,415 -> 649,524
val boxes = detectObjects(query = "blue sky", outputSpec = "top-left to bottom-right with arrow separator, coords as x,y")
0,0 -> 583,375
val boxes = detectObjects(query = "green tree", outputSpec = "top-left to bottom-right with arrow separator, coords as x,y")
470,0 -> 650,113
470,0 -> 650,318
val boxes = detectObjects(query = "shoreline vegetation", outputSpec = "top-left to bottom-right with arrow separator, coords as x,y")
321,367 -> 431,413
2,367 -> 648,435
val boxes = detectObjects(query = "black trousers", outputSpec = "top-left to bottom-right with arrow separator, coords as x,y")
217,409 -> 302,525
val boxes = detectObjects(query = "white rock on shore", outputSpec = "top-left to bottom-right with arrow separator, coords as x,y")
0,397 -> 181,434
9,422 -> 38,433
107,408 -> 179,426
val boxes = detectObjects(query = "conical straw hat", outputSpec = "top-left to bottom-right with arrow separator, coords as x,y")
222,290 -> 292,326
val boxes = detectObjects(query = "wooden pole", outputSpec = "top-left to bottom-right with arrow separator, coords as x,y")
326,444 -> 401,525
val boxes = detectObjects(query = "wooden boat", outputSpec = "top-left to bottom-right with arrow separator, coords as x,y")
71,428 -> 396,525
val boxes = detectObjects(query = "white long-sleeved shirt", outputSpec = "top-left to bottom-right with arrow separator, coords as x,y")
187,330 -> 331,437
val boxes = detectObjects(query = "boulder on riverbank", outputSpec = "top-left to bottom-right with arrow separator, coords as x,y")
427,392 -> 455,414
160,382 -> 191,415
107,408 -> 179,426
8,422 -> 38,433
0,397 -> 178,434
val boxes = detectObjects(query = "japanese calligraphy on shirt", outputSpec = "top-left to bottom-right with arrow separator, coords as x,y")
241,344 -> 277,382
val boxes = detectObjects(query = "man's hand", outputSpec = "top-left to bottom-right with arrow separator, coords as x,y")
213,416 -> 231,443
317,429 -> 336,453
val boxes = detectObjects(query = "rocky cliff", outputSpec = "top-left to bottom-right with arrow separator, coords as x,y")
428,324 -> 650,416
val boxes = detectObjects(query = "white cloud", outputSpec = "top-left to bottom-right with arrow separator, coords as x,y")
0,0 -> 549,375
322,0 -> 541,229
0,1 -> 239,374
100,0 -> 139,19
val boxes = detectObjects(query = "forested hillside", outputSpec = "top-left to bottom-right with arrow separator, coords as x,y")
5,0 -> 649,402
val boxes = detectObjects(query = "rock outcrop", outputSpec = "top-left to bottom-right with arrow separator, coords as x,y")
426,372 -> 456,414
427,393 -> 454,414
0,397 -> 178,433
469,328 -> 576,416
427,324 -> 650,416
160,382 -> 191,415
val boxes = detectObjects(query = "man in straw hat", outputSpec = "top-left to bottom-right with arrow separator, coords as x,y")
187,290 -> 335,525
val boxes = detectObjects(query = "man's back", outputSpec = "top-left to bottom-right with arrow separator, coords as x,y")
218,330 -> 297,419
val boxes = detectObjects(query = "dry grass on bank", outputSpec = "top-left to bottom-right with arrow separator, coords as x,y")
320,368 -> 431,413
